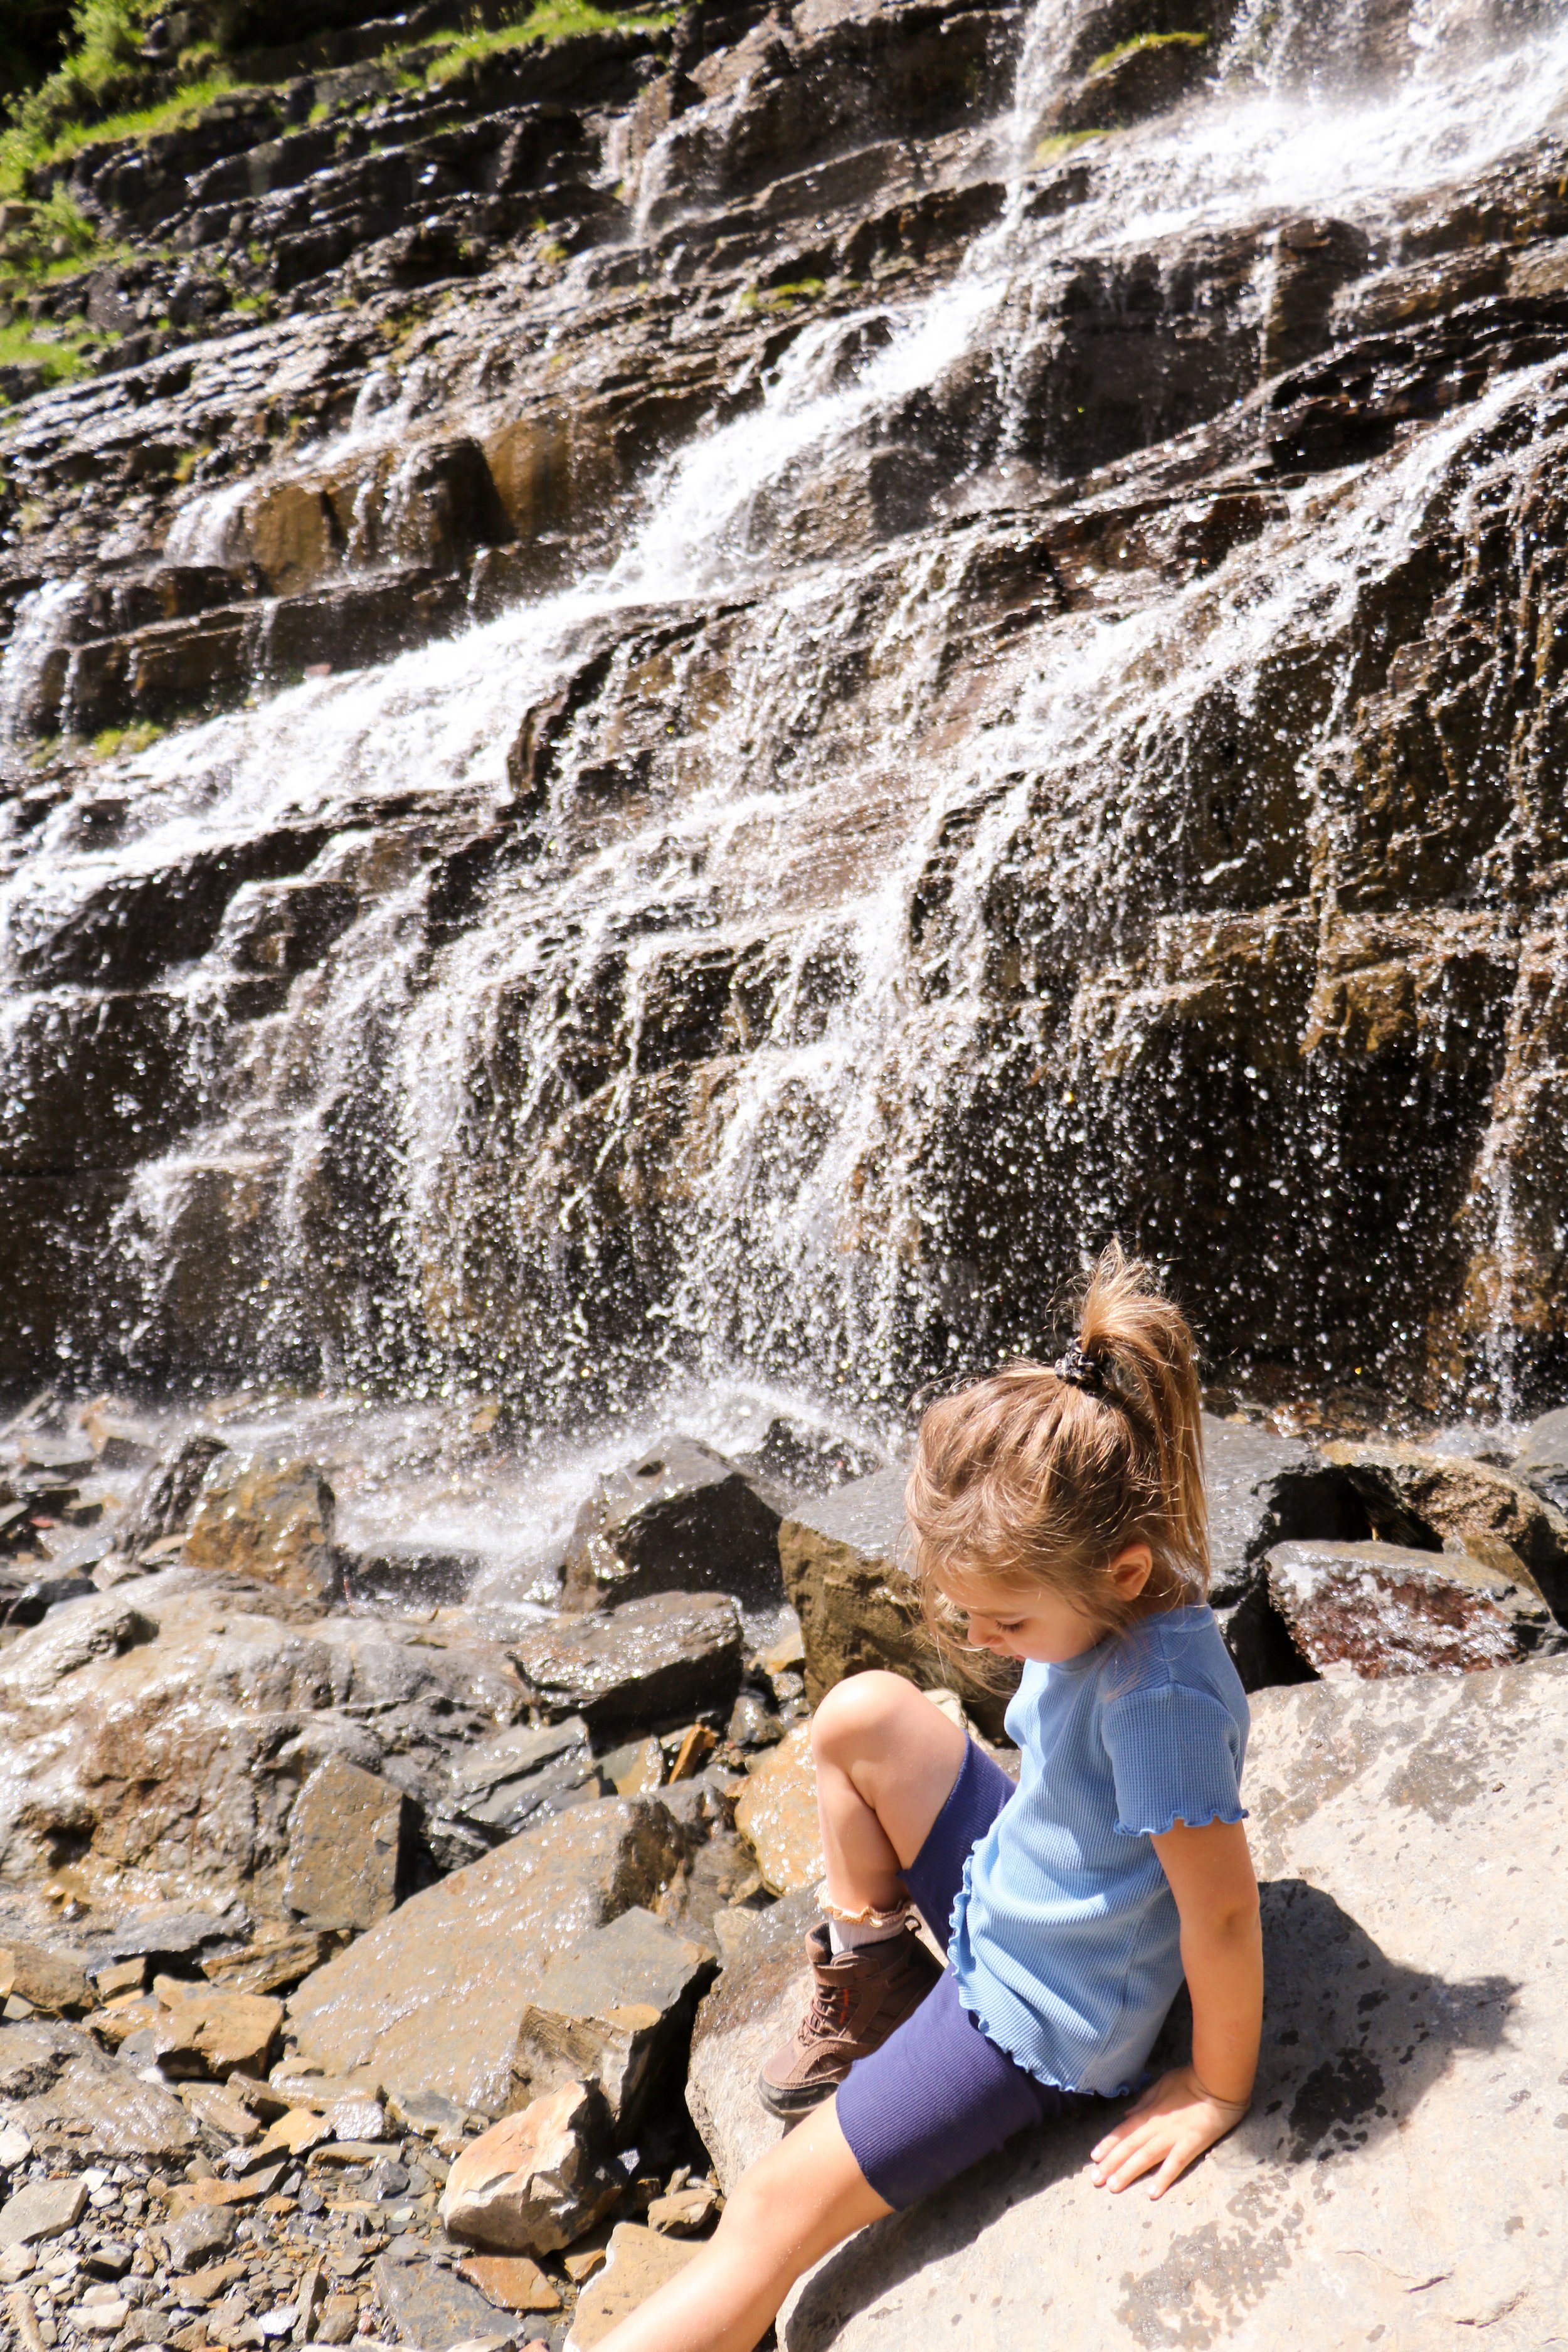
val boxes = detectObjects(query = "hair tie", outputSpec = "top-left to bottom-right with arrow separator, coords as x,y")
1054,1339 -> 1107,1395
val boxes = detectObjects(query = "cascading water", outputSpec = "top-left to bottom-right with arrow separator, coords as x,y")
4,0 -> 1568,1447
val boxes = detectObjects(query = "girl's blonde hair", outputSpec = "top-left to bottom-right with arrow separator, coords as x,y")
906,1242 -> 1209,1663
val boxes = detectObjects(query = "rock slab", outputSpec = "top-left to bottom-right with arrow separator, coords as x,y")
513,1592 -> 744,1731
561,1438 -> 782,1611
721,1660 -> 1568,2351
287,1798 -> 683,2116
513,1906 -> 717,2137
283,1753 -> 405,1932
1267,1538 -> 1564,1677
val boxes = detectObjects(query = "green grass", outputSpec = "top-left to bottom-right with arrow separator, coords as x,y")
1033,129 -> 1107,164
0,315 -> 96,387
1087,28 -> 1209,74
737,278 -> 825,314
424,1 -> 674,82
1,72 -> 235,198
91,718 -> 164,757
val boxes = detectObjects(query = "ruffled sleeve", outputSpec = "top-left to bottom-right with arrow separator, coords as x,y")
1101,1680 -> 1247,1838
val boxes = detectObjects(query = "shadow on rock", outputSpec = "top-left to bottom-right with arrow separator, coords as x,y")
785,1878 -> 1517,2349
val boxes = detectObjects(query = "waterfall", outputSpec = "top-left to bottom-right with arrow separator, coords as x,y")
3,0 -> 1568,1436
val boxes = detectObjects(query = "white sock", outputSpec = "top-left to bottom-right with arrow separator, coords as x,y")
827,1912 -> 906,1955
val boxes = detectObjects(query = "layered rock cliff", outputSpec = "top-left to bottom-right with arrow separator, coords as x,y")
3,0 -> 1568,1428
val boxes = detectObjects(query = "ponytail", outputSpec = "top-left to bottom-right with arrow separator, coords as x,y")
906,1242 -> 1209,1651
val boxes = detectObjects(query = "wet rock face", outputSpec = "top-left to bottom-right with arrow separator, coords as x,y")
561,1438 -> 783,1613
6,0 -> 1568,1422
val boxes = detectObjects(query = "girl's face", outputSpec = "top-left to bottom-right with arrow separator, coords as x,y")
938,1548 -> 1153,1664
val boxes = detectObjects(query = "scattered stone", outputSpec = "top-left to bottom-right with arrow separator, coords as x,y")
596,1735 -> 664,1797
287,1798 -> 684,2116
438,2081 -> 623,2256
183,1453 -> 342,1602
0,2243 -> 34,2282
1322,1440 -> 1568,1617
568,2222 -> 702,2348
162,2203 -> 236,2271
0,2121 -> 30,2168
283,1756 -> 406,1933
201,1924 -> 334,1998
177,2080 -> 262,2142
316,2291 -> 361,2343
1266,1539 -> 1561,1677
97,1977 -> 283,2079
0,2175 -> 88,2249
513,1592 -> 744,1732
667,1724 -> 718,1783
372,2250 -> 521,2350
645,2180 -> 718,2235
770,1658 -> 1568,2348
457,2253 -> 563,2312
563,2240 -> 610,2283
512,1907 -> 717,2135
733,1725 -> 822,1897
726,1690 -> 786,1750
778,1471 -> 1010,1737
0,1943 -> 90,2014
92,1956 -> 146,2000
561,1438 -> 782,1612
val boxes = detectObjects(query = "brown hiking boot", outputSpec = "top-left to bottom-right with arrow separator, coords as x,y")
757,1922 -> 942,2118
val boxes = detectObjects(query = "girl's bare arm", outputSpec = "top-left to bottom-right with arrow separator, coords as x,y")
1089,1816 -> 1263,2198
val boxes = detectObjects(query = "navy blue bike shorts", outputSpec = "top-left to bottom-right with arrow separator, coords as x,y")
834,1736 -> 1104,2209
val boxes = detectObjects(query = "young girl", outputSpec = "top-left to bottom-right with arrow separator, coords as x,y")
591,1246 -> 1262,2352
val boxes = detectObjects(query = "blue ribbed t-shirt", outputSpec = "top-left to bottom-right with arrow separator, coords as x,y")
948,1604 -> 1249,2097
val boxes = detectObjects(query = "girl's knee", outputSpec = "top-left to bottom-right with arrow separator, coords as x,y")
812,1670 -> 928,1768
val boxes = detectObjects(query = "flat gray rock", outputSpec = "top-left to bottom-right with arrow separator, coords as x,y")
372,2249 -> 517,2348
694,1661 -> 1568,2351
287,1797 -> 684,2117
0,2018 -> 199,2161
0,2172 -> 87,2249
513,1591 -> 744,1730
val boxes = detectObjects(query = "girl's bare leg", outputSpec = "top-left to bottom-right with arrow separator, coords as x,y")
586,2099 -> 890,2352
810,1669 -> 968,1911
588,1678 -> 963,2352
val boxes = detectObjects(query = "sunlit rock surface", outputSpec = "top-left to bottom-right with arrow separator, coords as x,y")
724,1659 -> 1567,2350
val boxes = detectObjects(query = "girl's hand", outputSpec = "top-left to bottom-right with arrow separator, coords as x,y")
1089,2065 -> 1248,2198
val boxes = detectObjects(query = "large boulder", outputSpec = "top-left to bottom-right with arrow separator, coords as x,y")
561,1438 -> 783,1611
778,1470 -> 1015,1737
1266,1538 -> 1565,1677
512,1591 -> 745,1731
0,1572 -> 526,1916
1201,1414 -> 1362,1688
286,1797 -> 686,2117
686,1885 -> 822,2195
689,1660 -> 1568,2349
1322,1441 -> 1568,1619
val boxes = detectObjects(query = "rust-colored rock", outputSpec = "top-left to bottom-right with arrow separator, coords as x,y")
1265,1539 -> 1562,1678
438,2080 -> 623,2256
183,1453 -> 342,1602
733,1723 -> 823,1897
